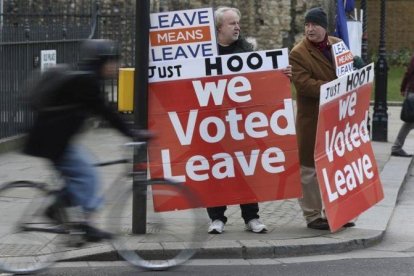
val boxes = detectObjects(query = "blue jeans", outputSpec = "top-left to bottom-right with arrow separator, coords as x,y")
392,121 -> 414,152
54,144 -> 103,212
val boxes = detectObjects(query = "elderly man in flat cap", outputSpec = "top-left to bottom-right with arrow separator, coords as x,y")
289,7 -> 355,231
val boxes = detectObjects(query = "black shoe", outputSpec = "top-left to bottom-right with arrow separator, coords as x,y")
307,218 -> 330,230
343,222 -> 355,228
320,218 -> 355,228
391,149 -> 413,157
44,202 -> 66,224
79,224 -> 113,242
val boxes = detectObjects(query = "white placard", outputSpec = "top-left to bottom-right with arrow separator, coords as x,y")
332,41 -> 354,77
149,48 -> 290,83
347,20 -> 362,57
149,8 -> 218,62
40,50 -> 57,71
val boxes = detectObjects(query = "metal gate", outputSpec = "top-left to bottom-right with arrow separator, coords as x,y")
0,0 -> 136,140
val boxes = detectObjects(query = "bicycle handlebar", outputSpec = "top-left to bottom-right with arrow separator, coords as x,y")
94,142 -> 148,167
123,141 -> 146,147
94,159 -> 129,167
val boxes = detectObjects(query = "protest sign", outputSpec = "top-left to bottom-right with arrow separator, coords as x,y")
148,49 -> 302,211
332,41 -> 354,77
315,63 -> 383,232
149,8 -> 217,62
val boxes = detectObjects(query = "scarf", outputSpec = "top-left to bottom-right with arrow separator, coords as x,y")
310,34 -> 332,62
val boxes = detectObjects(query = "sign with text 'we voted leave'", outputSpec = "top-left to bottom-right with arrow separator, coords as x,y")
149,8 -> 217,62
315,63 -> 383,232
148,49 -> 302,211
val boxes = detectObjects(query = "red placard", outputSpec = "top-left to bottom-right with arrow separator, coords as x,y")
148,50 -> 302,211
315,64 -> 383,232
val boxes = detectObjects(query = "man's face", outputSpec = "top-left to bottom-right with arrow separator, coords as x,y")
217,10 -> 240,46
305,22 -> 327,43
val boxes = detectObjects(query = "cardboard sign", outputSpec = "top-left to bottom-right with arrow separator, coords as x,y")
332,41 -> 354,77
315,63 -> 383,232
148,49 -> 302,211
149,8 -> 217,62
347,20 -> 362,57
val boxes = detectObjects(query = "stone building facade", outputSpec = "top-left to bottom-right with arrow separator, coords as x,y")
3,0 -> 413,56
150,0 -> 333,51
355,0 -> 414,57
0,0 -> 344,54
148,0 -> 414,57
23,0 -> 328,52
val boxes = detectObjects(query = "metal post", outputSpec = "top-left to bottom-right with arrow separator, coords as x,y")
0,0 -> 3,42
372,0 -> 388,142
89,0 -> 99,39
325,0 -> 336,35
360,0 -> 371,134
360,0 -> 368,64
132,0 -> 150,234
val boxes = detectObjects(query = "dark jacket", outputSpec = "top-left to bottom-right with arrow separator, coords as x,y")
218,37 -> 253,55
23,71 -> 132,162
401,54 -> 414,94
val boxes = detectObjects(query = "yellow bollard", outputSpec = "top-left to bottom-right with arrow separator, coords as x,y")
118,68 -> 135,112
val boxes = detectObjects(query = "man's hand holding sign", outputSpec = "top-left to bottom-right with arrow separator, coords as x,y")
148,49 -> 302,211
315,63 -> 384,232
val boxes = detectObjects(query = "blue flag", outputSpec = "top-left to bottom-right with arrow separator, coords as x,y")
335,0 -> 350,48
344,0 -> 355,13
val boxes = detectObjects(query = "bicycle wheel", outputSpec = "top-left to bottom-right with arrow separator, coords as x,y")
107,178 -> 208,270
0,181 -> 65,273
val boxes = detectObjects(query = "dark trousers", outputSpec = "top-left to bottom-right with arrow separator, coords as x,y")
206,203 -> 259,224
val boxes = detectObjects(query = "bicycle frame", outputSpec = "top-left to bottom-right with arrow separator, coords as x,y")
0,141 -> 206,273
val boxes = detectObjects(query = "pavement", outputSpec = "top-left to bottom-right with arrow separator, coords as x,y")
0,105 -> 413,263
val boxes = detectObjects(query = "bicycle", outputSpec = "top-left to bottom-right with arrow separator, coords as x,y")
0,141 -> 208,274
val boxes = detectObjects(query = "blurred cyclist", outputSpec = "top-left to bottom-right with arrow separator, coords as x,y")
23,39 -> 140,242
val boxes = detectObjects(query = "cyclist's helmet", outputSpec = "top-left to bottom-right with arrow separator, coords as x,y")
79,39 -> 120,71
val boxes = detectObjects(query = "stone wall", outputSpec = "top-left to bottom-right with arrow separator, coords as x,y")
149,0 -> 414,56
150,0 -> 330,50
355,0 -> 414,56
2,0 -> 333,50
2,0 -> 337,59
5,0 -> 413,55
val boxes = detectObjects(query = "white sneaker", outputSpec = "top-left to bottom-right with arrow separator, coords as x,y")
245,219 -> 267,233
208,219 -> 225,234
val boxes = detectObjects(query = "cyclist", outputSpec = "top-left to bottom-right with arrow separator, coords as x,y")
23,39 -> 141,242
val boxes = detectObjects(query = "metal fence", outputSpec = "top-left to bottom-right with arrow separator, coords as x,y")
0,40 -> 83,139
0,0 -> 136,140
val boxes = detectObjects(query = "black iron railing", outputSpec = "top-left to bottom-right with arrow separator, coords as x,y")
0,0 -> 135,140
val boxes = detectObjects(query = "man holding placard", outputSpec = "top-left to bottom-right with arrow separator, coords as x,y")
289,7 -> 355,231
206,6 -> 266,234
206,6 -> 293,234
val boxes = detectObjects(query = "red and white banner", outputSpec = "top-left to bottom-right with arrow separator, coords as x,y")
332,41 -> 354,77
148,49 -> 302,211
315,63 -> 384,232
